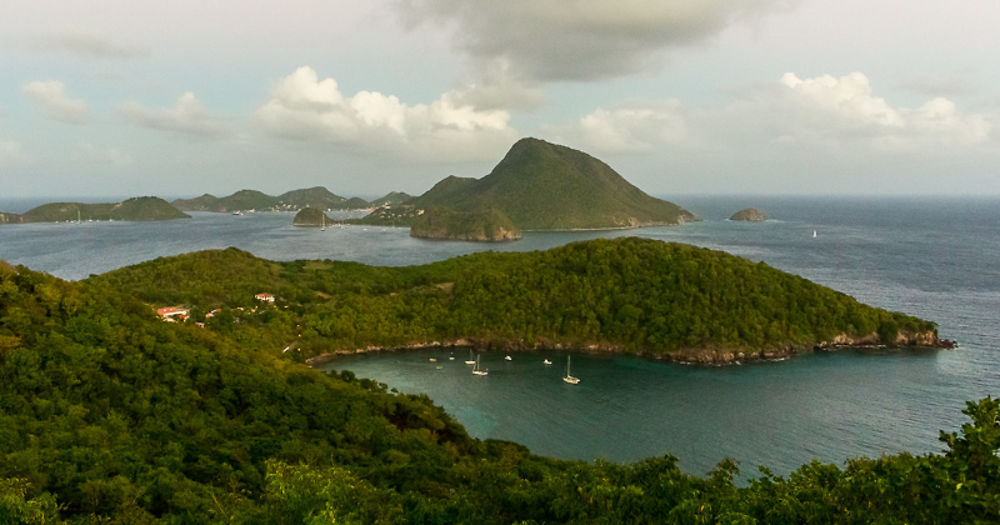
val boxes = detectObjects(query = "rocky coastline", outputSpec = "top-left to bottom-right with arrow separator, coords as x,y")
305,330 -> 956,367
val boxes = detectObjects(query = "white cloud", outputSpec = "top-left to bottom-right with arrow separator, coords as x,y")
21,80 -> 89,124
73,143 -> 133,167
36,29 -> 147,58
119,92 -> 227,138
775,72 -> 990,150
556,72 -> 991,157
255,66 -> 519,162
551,100 -> 690,153
396,0 -> 794,82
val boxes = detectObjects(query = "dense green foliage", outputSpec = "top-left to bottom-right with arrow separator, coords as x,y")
9,197 -> 189,223
172,187 -> 370,213
93,238 -> 935,361
409,138 -> 697,230
291,207 -> 331,227
410,206 -> 521,242
0,259 -> 997,523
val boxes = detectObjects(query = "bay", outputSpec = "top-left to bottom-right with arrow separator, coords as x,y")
1,195 -> 997,476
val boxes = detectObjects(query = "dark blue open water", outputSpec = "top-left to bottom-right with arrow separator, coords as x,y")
1,196 -> 996,477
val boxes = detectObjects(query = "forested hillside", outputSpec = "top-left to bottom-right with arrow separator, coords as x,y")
0,258 -> 997,523
92,237 -> 939,363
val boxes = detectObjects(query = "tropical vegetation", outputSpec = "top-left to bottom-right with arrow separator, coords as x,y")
0,258 -> 996,523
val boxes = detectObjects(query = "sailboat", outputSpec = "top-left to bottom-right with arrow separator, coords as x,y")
472,354 -> 488,376
812,229 -> 817,238
464,350 -> 475,365
562,355 -> 580,385
321,214 -> 326,231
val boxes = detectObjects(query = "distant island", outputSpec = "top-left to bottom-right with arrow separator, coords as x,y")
172,186 -> 407,213
292,207 -> 332,227
0,196 -> 189,224
730,207 -> 768,222
349,137 -> 697,241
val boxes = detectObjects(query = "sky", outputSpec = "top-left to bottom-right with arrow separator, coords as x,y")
1,0 -> 998,199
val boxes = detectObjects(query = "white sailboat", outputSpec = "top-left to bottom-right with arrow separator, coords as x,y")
321,214 -> 326,231
812,229 -> 817,238
464,350 -> 475,365
562,355 -> 580,385
472,354 -> 488,376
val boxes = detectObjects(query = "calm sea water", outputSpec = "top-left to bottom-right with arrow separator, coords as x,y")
1,196 -> 997,477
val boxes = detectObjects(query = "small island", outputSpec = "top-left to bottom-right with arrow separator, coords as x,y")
730,207 -> 768,222
0,196 -> 189,224
292,207 -> 333,227
410,207 -> 521,242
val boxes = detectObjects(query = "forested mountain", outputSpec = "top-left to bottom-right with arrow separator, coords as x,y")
0,248 -> 996,523
408,138 -> 697,230
0,197 -> 189,224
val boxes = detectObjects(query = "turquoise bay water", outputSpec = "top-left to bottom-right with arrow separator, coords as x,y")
1,196 -> 997,476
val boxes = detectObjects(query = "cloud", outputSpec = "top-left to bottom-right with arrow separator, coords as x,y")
35,29 -> 147,58
73,143 -> 133,167
549,100 -> 690,153
395,0 -> 794,83
0,139 -> 29,165
255,66 -> 519,162
21,80 -> 89,124
774,72 -> 990,150
119,92 -> 227,138
554,72 -> 991,156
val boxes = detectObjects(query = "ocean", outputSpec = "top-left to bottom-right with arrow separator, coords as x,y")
1,195 -> 996,477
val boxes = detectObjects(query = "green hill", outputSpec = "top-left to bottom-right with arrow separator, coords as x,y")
1,246 -> 993,523
277,186 -> 348,210
408,138 -> 697,230
92,237 -> 941,362
370,191 -> 414,208
168,193 -> 221,211
173,187 -> 371,213
171,189 -> 276,212
13,196 -> 189,223
410,206 -> 521,242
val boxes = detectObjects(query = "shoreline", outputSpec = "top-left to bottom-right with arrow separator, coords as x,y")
304,332 -> 956,368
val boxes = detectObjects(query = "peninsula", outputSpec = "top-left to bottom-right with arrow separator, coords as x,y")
92,237 -> 948,365
0,196 -> 189,224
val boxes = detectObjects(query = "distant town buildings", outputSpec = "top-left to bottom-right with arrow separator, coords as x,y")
156,306 -> 189,321
255,293 -> 275,303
